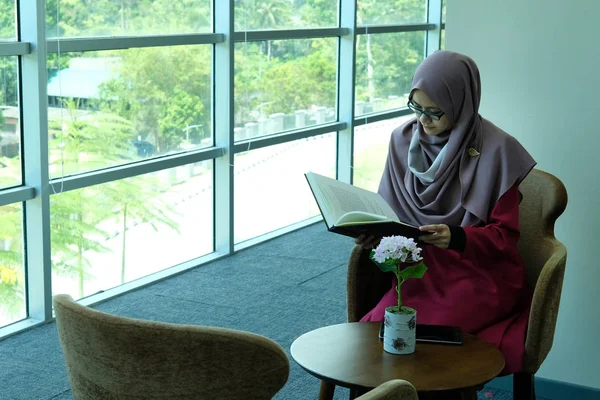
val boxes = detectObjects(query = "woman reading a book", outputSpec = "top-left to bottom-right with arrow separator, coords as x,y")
357,50 -> 536,375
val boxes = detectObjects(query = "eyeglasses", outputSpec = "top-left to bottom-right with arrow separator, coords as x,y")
407,101 -> 445,121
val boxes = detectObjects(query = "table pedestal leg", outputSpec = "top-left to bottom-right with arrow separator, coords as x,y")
318,380 -> 335,400
460,387 -> 478,400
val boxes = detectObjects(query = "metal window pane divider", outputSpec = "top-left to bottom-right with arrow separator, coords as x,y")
19,0 -> 54,322
426,0 -> 443,56
0,42 -> 31,56
337,0 -> 358,185
213,0 -> 235,256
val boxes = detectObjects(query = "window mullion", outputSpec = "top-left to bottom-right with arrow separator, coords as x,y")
19,0 -> 53,322
426,0 -> 443,56
338,0 -> 358,184
213,0 -> 235,255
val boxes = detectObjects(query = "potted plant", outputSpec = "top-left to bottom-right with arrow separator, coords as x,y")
370,236 -> 428,354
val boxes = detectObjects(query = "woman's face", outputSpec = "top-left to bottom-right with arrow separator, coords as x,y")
409,89 -> 453,136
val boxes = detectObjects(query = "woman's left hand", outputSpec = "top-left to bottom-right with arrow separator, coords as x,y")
418,224 -> 451,249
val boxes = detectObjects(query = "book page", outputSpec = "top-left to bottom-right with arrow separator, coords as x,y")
305,172 -> 400,227
336,211 -> 389,226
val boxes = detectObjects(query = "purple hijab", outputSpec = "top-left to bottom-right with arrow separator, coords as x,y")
378,51 -> 536,227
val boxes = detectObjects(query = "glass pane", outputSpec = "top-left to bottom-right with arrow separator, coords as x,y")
355,31 -> 425,117
0,57 -> 21,189
46,0 -> 212,38
357,0 -> 427,25
47,46 -> 212,178
235,38 -> 337,141
234,0 -> 338,31
0,0 -> 16,40
441,29 -> 445,49
353,116 -> 414,192
0,203 -> 25,328
234,133 -> 336,243
51,162 -> 213,300
442,0 -> 447,23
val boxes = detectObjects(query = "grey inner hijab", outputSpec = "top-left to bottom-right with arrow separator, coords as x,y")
407,130 -> 448,184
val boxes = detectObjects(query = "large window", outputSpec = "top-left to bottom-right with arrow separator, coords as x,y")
234,0 -> 338,30
355,32 -> 425,117
357,0 -> 427,25
0,204 -> 25,327
353,116 -> 414,192
0,57 -> 20,189
0,0 -> 443,333
45,0 -> 212,37
47,47 -> 212,177
50,162 -> 213,300
234,134 -> 336,243
235,39 -> 338,140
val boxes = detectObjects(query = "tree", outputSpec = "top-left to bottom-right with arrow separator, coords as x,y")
0,0 -> 15,40
99,45 -> 212,153
300,0 -> 338,28
101,176 -> 180,284
0,188 -> 24,322
48,101 -> 180,297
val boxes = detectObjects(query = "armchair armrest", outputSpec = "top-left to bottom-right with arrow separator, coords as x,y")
523,241 -> 567,373
347,245 -> 393,322
356,379 -> 418,400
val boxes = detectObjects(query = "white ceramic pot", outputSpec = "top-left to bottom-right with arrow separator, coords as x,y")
383,306 -> 417,355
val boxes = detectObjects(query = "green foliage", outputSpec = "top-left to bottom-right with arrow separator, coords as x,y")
47,101 -> 179,297
46,0 -> 211,37
369,246 -> 428,310
99,45 -> 212,153
235,0 -> 293,30
0,202 -> 24,320
398,261 -> 427,280
0,0 -> 15,40
0,57 -> 18,108
300,0 -> 338,27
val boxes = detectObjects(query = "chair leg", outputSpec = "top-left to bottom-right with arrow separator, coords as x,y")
513,372 -> 536,400
349,387 -> 369,399
319,380 -> 335,400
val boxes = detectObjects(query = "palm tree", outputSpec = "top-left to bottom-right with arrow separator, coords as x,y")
242,0 -> 293,60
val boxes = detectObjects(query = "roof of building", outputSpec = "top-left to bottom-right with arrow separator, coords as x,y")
47,57 -> 121,99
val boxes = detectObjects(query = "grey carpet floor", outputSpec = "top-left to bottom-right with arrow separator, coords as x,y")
0,223 -> 549,400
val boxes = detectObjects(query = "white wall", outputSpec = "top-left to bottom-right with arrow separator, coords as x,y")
446,0 -> 600,389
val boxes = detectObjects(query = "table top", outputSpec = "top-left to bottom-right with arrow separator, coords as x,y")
290,322 -> 505,392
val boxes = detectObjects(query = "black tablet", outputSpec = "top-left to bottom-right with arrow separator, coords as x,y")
416,324 -> 463,345
379,323 -> 463,345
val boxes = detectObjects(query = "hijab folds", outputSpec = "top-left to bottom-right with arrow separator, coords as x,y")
378,51 -> 536,227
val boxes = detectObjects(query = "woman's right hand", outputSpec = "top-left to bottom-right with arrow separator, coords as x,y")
355,234 -> 381,249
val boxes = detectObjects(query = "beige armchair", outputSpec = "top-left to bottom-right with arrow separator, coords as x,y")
53,294 -> 290,399
356,380 -> 418,400
347,169 -> 568,400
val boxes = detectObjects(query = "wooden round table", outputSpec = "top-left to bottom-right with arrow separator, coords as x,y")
290,322 -> 505,400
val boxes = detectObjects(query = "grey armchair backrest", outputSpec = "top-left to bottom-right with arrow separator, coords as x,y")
53,294 -> 290,399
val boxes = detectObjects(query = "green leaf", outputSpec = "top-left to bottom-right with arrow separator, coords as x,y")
398,262 -> 428,280
369,251 -> 399,274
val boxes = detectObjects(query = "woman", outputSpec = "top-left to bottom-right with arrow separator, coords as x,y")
357,51 -> 535,374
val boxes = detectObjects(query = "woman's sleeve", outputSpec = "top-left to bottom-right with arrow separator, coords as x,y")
460,184 -> 521,263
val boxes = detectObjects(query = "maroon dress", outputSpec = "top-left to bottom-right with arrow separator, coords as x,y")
360,185 -> 531,374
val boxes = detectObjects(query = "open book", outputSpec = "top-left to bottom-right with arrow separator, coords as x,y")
305,172 -> 422,240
